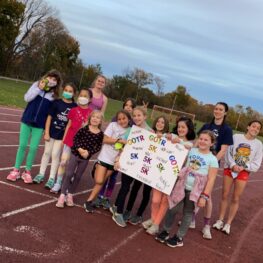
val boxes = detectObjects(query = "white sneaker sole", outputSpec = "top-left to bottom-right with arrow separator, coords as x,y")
112,215 -> 126,228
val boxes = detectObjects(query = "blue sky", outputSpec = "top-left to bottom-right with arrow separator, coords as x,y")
47,0 -> 263,112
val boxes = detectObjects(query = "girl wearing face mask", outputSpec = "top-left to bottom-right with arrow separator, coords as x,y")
7,69 -> 62,184
50,88 -> 93,193
31,83 -> 77,189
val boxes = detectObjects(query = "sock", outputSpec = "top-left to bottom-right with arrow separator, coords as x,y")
204,217 -> 211,226
56,176 -> 62,185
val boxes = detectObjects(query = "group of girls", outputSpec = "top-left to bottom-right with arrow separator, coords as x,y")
7,70 -> 108,202
6,70 -> 263,248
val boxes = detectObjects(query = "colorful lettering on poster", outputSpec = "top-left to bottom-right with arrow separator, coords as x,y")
169,155 -> 180,175
141,166 -> 149,175
143,156 -> 152,164
149,135 -> 166,146
148,144 -> 157,152
157,163 -> 165,173
130,153 -> 139,159
127,135 -> 145,145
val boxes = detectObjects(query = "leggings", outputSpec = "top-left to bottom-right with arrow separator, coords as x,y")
56,145 -> 71,183
99,170 -> 118,198
115,173 -> 151,216
39,138 -> 63,179
162,190 -> 195,239
61,154 -> 89,195
14,123 -> 43,171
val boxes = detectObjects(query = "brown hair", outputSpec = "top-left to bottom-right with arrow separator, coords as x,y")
152,115 -> 169,133
198,130 -> 216,144
42,69 -> 62,98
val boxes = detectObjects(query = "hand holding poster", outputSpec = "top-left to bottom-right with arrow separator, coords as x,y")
118,126 -> 189,195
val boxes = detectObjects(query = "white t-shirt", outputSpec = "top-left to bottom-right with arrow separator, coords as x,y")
98,122 -> 128,165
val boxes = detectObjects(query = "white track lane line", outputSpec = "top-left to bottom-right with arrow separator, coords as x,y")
0,107 -> 23,112
0,131 -> 19,133
0,113 -> 21,117
0,121 -> 20,123
0,160 -> 95,171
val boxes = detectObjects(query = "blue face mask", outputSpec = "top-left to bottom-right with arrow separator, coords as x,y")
62,91 -> 73,99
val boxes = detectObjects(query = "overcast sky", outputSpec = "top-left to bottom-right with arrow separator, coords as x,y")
47,0 -> 263,112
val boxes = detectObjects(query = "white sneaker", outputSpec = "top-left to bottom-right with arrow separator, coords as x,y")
202,225 -> 212,240
50,182 -> 61,193
213,220 -> 224,230
146,224 -> 159,235
222,224 -> 231,235
142,218 -> 153,229
189,220 -> 196,229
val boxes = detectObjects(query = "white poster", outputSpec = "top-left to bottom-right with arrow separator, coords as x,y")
118,126 -> 189,195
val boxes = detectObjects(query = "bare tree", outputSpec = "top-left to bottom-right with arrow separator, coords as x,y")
153,76 -> 165,96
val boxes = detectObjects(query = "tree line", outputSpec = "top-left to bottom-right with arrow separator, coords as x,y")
1,0 -> 262,135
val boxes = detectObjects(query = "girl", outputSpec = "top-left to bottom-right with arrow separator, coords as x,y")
197,102 -> 233,239
143,116 -> 195,235
110,106 -> 151,227
155,130 -> 218,248
95,98 -> 137,209
89,75 -> 108,114
50,89 -> 93,193
213,120 -> 263,235
33,83 -> 77,189
56,111 -> 104,208
7,70 -> 62,183
126,116 -> 170,227
83,110 -> 131,213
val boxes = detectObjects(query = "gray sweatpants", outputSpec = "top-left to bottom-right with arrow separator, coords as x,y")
61,154 -> 89,195
163,190 -> 195,239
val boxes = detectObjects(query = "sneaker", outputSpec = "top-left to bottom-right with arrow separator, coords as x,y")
189,220 -> 196,229
202,225 -> 212,240
44,178 -> 55,189
222,223 -> 231,235
112,213 -> 127,227
123,210 -> 131,222
7,169 -> 20,182
33,174 -> 44,184
146,224 -> 159,235
110,205 -> 117,215
22,170 -> 33,184
129,215 -> 143,225
66,194 -> 74,207
84,201 -> 95,213
102,197 -> 111,210
142,218 -> 153,229
213,220 -> 224,230
56,194 -> 65,208
50,182 -> 61,194
155,230 -> 170,243
166,235 -> 184,248
94,196 -> 103,208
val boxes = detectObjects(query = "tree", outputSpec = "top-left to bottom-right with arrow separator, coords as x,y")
153,76 -> 164,96
125,67 -> 153,101
0,0 -> 25,74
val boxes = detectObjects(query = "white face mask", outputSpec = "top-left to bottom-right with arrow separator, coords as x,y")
47,80 -> 57,87
78,97 -> 89,105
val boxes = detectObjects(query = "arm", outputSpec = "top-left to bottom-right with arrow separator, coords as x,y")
197,167 -> 218,207
101,95 -> 108,115
246,142 -> 263,172
24,82 -> 44,102
44,115 -> 52,141
62,120 -> 72,143
216,144 -> 229,161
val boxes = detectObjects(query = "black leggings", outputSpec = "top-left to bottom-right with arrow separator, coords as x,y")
115,173 -> 152,216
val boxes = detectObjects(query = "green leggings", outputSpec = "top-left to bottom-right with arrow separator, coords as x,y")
14,123 -> 43,171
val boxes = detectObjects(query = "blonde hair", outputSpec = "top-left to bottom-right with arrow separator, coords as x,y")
87,110 -> 103,129
91,75 -> 107,89
133,106 -> 147,116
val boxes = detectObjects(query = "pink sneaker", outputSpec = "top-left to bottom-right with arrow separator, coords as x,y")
21,170 -> 33,184
7,168 -> 20,182
66,194 -> 74,207
56,194 -> 65,208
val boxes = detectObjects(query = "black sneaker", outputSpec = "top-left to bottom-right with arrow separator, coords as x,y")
166,235 -> 183,248
84,201 -> 95,213
155,230 -> 169,243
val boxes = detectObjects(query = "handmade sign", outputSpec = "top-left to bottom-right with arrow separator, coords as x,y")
118,125 -> 189,195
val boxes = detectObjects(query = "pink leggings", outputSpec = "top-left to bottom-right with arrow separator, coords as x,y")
151,189 -> 169,225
